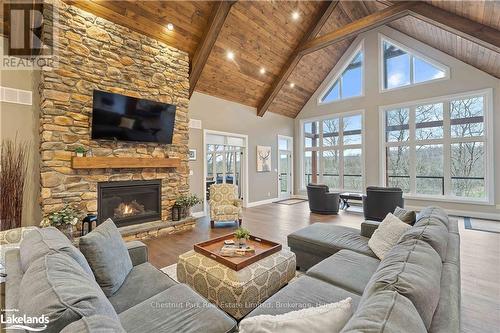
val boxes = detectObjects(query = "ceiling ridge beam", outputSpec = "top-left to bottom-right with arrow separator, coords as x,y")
257,0 -> 339,117
299,1 -> 417,55
189,1 -> 236,98
408,3 -> 500,54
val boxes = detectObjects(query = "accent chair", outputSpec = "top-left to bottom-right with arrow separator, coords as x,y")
362,186 -> 404,221
209,184 -> 242,228
306,184 -> 340,214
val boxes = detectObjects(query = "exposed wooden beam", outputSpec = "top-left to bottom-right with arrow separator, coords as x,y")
299,1 -> 417,55
408,3 -> 500,54
189,1 -> 236,97
257,1 -> 339,117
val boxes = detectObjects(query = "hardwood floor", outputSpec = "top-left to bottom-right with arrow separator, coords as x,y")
143,202 -> 500,333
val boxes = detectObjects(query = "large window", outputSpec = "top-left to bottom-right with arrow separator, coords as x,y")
382,90 -> 492,202
319,43 -> 363,104
381,36 -> 448,91
302,112 -> 363,192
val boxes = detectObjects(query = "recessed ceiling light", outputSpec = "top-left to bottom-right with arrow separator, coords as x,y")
292,11 -> 300,21
227,51 -> 235,60
290,82 -> 295,88
166,23 -> 174,31
260,67 -> 266,74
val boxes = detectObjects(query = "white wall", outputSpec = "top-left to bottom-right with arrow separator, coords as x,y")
188,92 -> 295,212
295,26 -> 500,219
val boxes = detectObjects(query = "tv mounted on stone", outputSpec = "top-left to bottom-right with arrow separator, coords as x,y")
91,90 -> 176,144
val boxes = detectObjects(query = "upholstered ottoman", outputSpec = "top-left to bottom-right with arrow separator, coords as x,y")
177,249 -> 296,319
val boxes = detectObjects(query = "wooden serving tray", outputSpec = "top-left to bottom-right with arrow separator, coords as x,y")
194,234 -> 282,271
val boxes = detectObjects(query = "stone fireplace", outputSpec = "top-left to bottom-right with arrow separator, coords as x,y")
97,180 -> 161,227
38,1 -> 190,227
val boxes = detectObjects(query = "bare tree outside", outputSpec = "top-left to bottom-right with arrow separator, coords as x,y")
384,96 -> 486,199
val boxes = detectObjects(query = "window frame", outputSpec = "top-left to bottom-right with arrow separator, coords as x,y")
300,110 -> 366,192
318,41 -> 365,105
379,88 -> 494,205
378,34 -> 450,93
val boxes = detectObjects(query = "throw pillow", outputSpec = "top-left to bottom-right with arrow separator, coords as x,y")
79,219 -> 132,296
238,298 -> 352,333
393,206 -> 417,225
19,253 -> 119,333
20,227 -> 94,278
368,213 -> 411,259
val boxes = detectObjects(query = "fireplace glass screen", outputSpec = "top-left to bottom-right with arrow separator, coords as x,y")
97,180 -> 161,227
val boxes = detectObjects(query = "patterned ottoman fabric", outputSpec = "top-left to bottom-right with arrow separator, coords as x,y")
177,250 -> 296,319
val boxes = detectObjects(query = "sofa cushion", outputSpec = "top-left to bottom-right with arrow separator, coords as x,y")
429,263 -> 461,333
18,253 -> 119,333
416,206 -> 449,229
4,249 -> 23,310
20,227 -> 93,277
393,206 -> 416,225
368,213 -> 411,259
108,262 -> 177,313
247,275 -> 361,318
306,250 -> 380,295
340,290 -> 427,333
288,224 -> 375,259
61,315 -> 126,333
362,239 -> 442,329
240,297 -> 353,333
79,219 -> 133,296
118,284 -> 237,333
215,204 -> 240,215
399,218 -> 449,262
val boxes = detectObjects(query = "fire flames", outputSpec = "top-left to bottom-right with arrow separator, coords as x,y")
114,200 -> 145,218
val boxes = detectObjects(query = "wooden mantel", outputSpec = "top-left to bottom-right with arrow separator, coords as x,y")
71,157 -> 181,169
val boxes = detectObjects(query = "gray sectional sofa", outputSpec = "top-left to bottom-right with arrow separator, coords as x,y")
5,228 -> 237,333
246,207 -> 460,332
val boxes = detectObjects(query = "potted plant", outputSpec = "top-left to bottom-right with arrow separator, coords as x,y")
234,227 -> 250,248
175,194 -> 202,219
40,205 -> 83,241
74,146 -> 86,157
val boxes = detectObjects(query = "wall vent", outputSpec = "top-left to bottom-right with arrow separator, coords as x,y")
189,118 -> 202,129
0,86 -> 33,105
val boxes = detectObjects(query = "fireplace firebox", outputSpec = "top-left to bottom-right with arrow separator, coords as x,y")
97,180 -> 161,227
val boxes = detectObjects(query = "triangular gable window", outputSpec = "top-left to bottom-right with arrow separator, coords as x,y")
382,36 -> 449,90
319,43 -> 363,104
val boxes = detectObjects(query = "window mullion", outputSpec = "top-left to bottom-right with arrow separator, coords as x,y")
409,106 -> 416,195
339,117 -> 345,190
443,101 -> 452,196
319,121 -> 324,183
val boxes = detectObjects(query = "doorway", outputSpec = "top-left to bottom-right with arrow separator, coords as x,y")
204,130 -> 248,213
277,135 -> 293,199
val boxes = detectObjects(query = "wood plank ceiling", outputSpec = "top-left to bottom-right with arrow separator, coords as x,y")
36,1 -> 500,118
364,1 -> 500,80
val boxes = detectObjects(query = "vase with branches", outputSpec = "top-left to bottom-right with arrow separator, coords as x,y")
0,138 -> 30,231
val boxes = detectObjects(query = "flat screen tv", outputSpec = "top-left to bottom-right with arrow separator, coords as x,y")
91,90 -> 176,144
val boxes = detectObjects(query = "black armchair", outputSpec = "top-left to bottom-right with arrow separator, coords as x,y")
362,186 -> 404,221
306,184 -> 340,214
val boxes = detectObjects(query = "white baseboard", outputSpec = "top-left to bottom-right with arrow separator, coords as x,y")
191,211 -> 206,218
246,198 -> 278,208
405,205 -> 500,221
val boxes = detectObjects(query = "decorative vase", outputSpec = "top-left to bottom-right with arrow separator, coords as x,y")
180,206 -> 190,219
76,152 -> 84,157
236,238 -> 247,248
58,224 -> 74,241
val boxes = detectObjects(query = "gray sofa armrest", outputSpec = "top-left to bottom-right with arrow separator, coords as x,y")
360,220 -> 381,238
126,241 -> 148,266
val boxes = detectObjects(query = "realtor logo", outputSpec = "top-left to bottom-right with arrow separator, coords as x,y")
1,309 -> 49,331
2,0 -> 57,69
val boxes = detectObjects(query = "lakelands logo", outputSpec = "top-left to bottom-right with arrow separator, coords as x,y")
1,309 -> 49,331
2,0 -> 58,69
